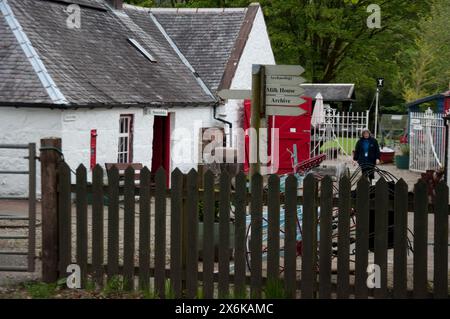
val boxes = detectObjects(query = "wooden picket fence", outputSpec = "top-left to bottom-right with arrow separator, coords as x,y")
55,162 -> 450,299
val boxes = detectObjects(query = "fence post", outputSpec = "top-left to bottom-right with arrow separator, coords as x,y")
40,138 -> 62,283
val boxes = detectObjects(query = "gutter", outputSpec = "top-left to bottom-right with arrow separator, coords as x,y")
0,101 -> 217,109
213,104 -> 233,147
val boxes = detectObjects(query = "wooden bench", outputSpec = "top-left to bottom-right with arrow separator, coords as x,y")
105,163 -> 143,184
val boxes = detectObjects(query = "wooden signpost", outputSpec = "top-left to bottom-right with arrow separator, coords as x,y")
217,64 -> 306,176
250,64 -> 306,176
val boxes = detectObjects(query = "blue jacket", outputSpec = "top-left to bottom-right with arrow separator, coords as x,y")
353,137 -> 380,165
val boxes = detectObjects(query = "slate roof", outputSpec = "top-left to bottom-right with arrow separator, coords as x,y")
150,8 -> 248,92
0,0 -> 215,107
0,7 -> 52,104
301,84 -> 356,102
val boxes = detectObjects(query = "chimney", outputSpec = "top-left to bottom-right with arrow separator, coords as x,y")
106,0 -> 123,10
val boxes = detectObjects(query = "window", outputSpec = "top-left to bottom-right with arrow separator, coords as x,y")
127,38 -> 157,63
117,114 -> 134,163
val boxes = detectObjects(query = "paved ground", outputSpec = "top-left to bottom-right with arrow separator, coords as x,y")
0,200 -> 41,286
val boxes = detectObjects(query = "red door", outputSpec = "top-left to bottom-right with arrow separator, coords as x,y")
151,115 -> 171,183
243,98 -> 312,174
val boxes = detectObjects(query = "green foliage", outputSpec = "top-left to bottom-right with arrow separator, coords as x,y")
233,288 -> 248,299
400,0 -> 450,102
102,275 -> 125,296
165,280 -> 176,299
400,144 -> 410,156
263,278 -> 286,299
125,0 -> 441,112
126,0 -> 154,7
24,282 -> 57,299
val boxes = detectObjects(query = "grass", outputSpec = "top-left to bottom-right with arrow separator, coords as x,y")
263,278 -> 286,299
102,275 -> 124,297
320,137 -> 398,156
320,137 -> 358,155
23,282 -> 58,299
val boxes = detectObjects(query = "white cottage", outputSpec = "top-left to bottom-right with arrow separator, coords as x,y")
0,0 -> 275,196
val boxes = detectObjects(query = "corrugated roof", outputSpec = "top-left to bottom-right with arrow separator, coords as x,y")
301,84 -> 356,102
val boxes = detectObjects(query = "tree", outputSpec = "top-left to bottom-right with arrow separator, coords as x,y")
126,0 -> 432,111
400,0 -> 450,102
261,0 -> 427,83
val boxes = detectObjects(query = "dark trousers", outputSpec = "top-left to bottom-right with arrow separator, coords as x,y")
360,163 -> 375,182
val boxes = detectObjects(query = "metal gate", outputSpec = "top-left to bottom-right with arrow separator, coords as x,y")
311,107 -> 369,163
0,143 -> 36,272
409,108 -> 446,172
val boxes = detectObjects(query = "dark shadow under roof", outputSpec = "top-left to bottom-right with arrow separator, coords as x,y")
406,91 -> 450,108
151,8 -> 248,92
0,0 -> 215,107
301,84 -> 356,102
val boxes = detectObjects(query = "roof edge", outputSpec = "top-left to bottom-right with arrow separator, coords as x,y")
0,0 -> 68,104
0,101 -> 218,109
217,3 -> 260,91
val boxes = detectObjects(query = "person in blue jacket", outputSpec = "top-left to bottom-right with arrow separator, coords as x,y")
353,129 -> 381,183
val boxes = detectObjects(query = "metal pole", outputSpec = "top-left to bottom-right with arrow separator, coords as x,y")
374,88 -> 380,139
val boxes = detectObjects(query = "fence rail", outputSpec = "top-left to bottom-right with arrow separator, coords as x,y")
54,163 -> 449,299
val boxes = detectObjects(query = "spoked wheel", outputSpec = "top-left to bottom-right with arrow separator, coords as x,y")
244,215 -> 304,274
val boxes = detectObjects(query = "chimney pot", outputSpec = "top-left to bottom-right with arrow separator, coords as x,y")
107,0 -> 123,10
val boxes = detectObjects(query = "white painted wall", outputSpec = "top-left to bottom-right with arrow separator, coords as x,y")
0,6 -> 275,196
170,106 -> 215,173
0,105 -> 218,196
61,108 -> 154,175
0,107 -> 61,197
219,6 -> 276,145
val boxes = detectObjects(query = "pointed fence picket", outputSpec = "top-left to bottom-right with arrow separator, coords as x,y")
51,164 -> 449,299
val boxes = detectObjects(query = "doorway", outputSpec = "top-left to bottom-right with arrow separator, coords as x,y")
151,115 -> 171,183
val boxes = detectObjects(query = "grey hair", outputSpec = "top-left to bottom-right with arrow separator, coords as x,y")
361,128 -> 371,137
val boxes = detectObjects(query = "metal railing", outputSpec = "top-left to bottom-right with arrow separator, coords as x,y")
0,143 -> 36,272
409,109 -> 446,173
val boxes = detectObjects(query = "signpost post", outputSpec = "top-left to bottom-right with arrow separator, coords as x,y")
249,64 -> 306,177
218,65 -> 306,178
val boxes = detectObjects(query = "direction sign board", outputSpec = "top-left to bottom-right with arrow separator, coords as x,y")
266,75 -> 306,86
266,95 -> 306,106
266,105 -> 306,116
217,89 -> 251,100
266,84 -> 304,96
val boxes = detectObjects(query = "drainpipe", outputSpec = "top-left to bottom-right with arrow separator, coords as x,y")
213,103 -> 233,147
